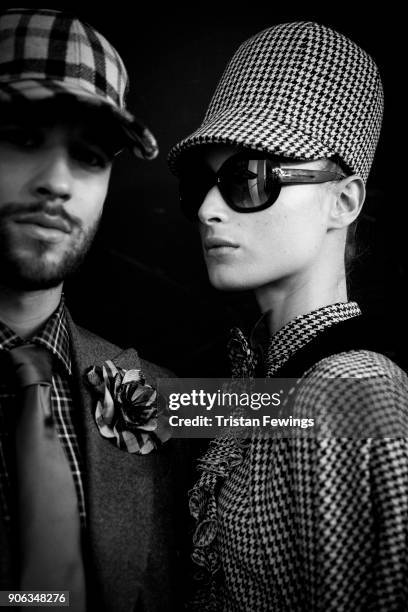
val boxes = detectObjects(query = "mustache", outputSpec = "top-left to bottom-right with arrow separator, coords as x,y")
0,201 -> 81,230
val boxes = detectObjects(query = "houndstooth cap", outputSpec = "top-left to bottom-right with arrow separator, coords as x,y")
168,22 -> 384,182
0,8 -> 158,160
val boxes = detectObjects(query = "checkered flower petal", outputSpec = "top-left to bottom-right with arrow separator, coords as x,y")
86,360 -> 171,454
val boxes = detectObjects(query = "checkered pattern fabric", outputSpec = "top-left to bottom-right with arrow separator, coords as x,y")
0,8 -> 158,160
0,299 -> 86,528
189,303 -> 408,611
263,301 -> 361,375
168,22 -> 383,182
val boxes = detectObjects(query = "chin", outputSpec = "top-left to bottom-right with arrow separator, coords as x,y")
207,265 -> 287,292
207,270 -> 252,292
0,248 -> 88,291
0,261 -> 68,290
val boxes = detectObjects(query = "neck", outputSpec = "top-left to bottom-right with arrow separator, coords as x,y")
255,260 -> 348,336
0,284 -> 63,339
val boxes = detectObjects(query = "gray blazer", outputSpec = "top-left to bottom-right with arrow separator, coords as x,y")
0,313 -> 189,612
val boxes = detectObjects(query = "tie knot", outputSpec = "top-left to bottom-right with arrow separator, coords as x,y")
8,344 -> 53,388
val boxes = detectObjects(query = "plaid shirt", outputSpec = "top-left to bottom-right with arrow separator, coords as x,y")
0,299 -> 86,528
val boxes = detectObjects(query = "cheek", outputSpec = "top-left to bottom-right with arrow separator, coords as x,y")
72,173 -> 110,225
0,164 -> 27,203
249,202 -> 327,269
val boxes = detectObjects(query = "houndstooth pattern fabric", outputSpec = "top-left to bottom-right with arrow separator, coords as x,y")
264,302 -> 361,375
0,8 -> 158,160
227,301 -> 361,378
189,303 -> 408,611
168,22 -> 383,182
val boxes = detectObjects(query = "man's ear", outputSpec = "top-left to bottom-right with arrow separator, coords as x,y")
328,175 -> 366,229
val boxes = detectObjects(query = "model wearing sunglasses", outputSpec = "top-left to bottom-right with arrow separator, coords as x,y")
169,20 -> 408,612
190,144 -> 357,298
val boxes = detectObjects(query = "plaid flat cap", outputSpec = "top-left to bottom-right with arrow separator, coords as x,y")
0,8 -> 158,160
168,22 -> 384,181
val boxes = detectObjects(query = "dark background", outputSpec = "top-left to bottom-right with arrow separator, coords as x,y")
63,11 -> 406,375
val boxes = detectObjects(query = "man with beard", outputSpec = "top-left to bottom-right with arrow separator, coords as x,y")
0,9 -> 186,612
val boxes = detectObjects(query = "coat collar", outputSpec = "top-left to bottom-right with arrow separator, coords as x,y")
228,302 -> 362,378
262,301 -> 362,375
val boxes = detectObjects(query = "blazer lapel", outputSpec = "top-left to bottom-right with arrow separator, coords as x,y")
67,314 -> 156,611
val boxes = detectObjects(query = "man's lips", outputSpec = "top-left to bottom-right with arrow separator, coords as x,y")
13,213 -> 72,233
204,236 -> 240,251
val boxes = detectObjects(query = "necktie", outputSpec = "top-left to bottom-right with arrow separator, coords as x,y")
9,344 -> 86,611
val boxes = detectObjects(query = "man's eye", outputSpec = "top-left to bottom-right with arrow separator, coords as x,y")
0,126 -> 41,148
72,144 -> 112,170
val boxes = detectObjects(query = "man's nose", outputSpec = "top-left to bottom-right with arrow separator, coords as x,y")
28,147 -> 73,203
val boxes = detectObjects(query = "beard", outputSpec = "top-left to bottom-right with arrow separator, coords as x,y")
0,202 -> 101,290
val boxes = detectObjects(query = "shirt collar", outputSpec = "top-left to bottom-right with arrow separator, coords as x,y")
0,297 -> 71,375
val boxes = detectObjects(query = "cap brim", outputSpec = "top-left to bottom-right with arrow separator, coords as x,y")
168,108 -> 335,174
0,79 -> 159,160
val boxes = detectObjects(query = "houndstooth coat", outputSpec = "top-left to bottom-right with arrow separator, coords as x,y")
189,302 -> 408,612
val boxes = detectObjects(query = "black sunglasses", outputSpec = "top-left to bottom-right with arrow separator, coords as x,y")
179,152 -> 346,221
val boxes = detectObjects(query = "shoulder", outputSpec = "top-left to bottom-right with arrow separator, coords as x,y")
81,326 -> 174,378
67,314 -> 175,380
296,350 -> 408,436
138,356 -> 174,380
74,323 -> 121,354
306,349 -> 408,382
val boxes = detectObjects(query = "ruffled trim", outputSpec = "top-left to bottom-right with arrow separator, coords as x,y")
188,326 -> 256,610
227,326 -> 258,378
189,435 -> 250,611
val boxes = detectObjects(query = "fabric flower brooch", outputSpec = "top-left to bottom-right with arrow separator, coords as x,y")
86,360 -> 171,454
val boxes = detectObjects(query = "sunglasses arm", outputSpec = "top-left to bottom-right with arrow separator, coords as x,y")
274,167 -> 346,184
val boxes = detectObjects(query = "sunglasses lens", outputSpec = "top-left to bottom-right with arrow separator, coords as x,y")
178,154 -> 282,220
219,156 -> 281,211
